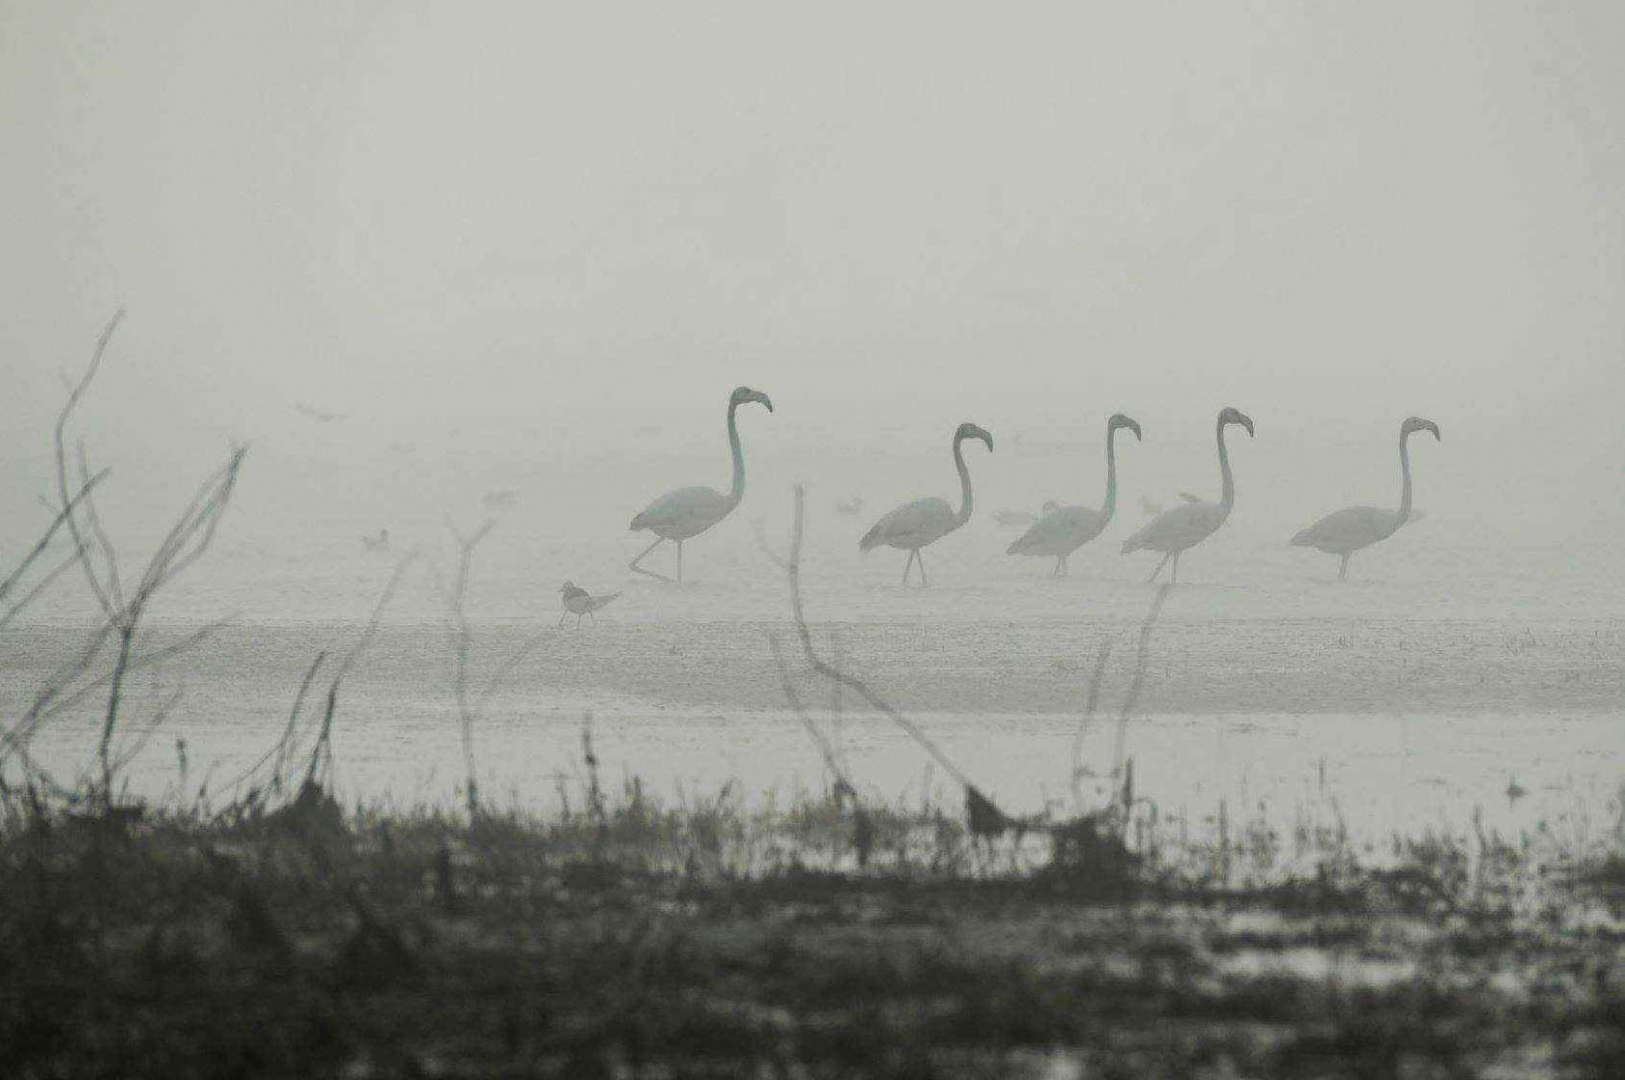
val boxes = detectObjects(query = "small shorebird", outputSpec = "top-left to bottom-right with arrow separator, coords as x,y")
559,582 -> 619,627
361,528 -> 391,552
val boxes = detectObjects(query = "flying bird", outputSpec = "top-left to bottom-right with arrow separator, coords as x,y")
629,386 -> 773,583
1008,413 -> 1142,576
859,422 -> 993,587
1290,416 -> 1441,580
1122,407 -> 1254,584
559,582 -> 619,627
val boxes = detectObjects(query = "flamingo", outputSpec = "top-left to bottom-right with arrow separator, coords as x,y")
1121,406 -> 1254,583
559,582 -> 619,626
859,422 -> 993,587
1290,416 -> 1440,580
1007,413 -> 1142,576
629,386 -> 773,583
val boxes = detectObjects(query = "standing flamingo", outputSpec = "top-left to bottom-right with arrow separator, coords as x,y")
1290,416 -> 1440,580
629,386 -> 773,583
1121,407 -> 1254,583
859,422 -> 993,587
1007,413 -> 1142,576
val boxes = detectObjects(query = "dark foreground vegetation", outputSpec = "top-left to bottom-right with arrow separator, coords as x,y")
3,773 -> 1623,1080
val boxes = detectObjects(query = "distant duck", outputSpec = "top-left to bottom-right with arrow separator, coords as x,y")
361,528 -> 391,552
835,496 -> 864,517
482,489 -> 519,511
993,502 -> 1059,529
559,582 -> 620,627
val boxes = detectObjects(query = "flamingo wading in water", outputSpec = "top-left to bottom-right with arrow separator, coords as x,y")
1122,407 -> 1254,583
629,386 -> 773,583
859,422 -> 993,587
1290,416 -> 1440,580
1007,413 -> 1142,576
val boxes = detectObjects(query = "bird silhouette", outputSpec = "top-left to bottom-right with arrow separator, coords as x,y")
559,582 -> 620,627
1122,407 -> 1254,584
859,422 -> 993,587
1008,413 -> 1142,576
629,386 -> 773,583
1290,417 -> 1440,580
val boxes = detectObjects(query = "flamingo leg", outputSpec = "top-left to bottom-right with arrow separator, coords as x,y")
1146,552 -> 1171,583
1050,557 -> 1061,578
630,537 -> 673,582
1338,553 -> 1349,582
677,540 -> 684,585
917,549 -> 929,589
900,550 -> 916,587
558,611 -> 568,628
1171,552 -> 1181,584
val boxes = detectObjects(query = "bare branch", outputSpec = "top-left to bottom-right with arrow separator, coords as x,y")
76,440 -> 126,613
1109,583 -> 1172,812
0,466 -> 107,614
53,309 -> 126,625
1070,640 -> 1113,814
780,484 -> 985,798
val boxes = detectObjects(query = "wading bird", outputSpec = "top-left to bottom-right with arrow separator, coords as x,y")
859,422 -> 993,587
559,582 -> 619,626
1008,413 -> 1142,576
1122,407 -> 1254,583
1290,416 -> 1441,580
629,386 -> 773,583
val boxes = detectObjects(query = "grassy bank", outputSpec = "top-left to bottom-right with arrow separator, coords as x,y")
3,773 -> 1623,1080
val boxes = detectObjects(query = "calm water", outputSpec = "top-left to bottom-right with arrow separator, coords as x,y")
4,421 -> 1623,843
6,496 -> 1618,844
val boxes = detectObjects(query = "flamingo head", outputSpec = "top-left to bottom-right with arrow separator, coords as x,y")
1219,406 -> 1254,437
1402,416 -> 1440,442
955,422 -> 994,453
730,386 -> 773,413
1109,413 -> 1142,441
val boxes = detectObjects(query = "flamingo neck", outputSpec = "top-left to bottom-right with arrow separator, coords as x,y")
1397,429 -> 1414,523
726,401 -> 745,506
953,435 -> 974,526
1217,417 -> 1235,512
1101,425 -> 1120,523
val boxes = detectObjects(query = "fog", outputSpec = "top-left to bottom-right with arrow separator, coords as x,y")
2,1 -> 1622,554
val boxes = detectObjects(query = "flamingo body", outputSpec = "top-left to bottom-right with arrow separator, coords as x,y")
630,485 -> 736,541
1291,505 -> 1403,555
860,497 -> 958,552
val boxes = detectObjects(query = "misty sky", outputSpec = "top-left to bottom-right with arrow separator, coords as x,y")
3,2 -> 1622,542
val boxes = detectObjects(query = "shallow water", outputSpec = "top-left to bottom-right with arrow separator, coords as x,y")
7,488 -> 1622,849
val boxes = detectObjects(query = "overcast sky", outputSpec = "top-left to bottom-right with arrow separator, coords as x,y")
2,2 -> 1621,541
